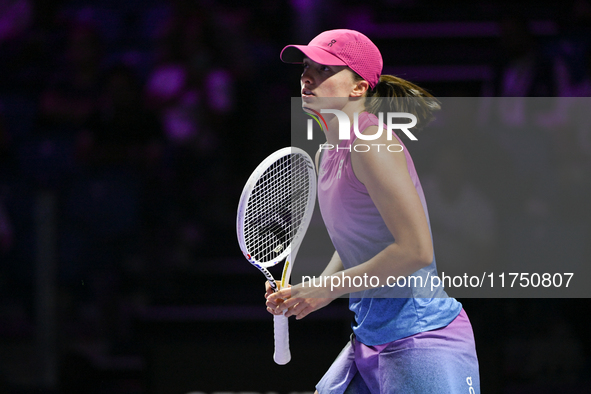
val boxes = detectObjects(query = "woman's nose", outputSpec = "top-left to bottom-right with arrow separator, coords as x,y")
301,69 -> 313,85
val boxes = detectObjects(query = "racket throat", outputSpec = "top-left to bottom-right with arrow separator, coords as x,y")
280,257 -> 290,289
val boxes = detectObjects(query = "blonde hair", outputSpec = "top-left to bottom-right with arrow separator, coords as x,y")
354,74 -> 441,131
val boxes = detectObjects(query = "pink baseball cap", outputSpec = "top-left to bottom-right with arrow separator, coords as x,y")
280,29 -> 383,88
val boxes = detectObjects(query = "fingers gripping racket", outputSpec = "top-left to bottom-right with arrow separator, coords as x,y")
237,147 -> 316,365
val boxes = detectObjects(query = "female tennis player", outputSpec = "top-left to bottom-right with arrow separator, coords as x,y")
266,29 -> 480,393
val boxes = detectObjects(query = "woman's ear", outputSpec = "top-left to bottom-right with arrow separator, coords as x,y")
350,80 -> 369,97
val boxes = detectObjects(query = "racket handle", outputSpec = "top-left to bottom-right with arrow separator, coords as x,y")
273,313 -> 291,365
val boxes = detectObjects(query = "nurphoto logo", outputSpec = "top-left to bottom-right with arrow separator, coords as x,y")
305,107 -> 418,152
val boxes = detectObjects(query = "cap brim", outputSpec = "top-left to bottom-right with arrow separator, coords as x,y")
280,45 -> 347,66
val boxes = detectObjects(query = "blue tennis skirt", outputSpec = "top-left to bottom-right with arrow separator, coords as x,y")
316,308 -> 480,394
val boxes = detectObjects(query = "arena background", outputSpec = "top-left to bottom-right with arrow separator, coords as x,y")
0,0 -> 590,393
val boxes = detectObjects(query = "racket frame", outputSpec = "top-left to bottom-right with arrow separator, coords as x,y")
236,147 -> 317,365
237,146 -> 316,286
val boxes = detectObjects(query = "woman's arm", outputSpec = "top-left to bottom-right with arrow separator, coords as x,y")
330,125 -> 433,296
269,126 -> 433,316
320,250 -> 344,277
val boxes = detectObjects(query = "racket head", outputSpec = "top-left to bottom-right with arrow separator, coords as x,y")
237,147 -> 317,270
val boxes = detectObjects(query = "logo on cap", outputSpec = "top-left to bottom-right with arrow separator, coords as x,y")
328,39 -> 336,47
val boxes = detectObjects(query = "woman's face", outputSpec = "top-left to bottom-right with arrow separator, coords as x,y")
300,57 -> 361,111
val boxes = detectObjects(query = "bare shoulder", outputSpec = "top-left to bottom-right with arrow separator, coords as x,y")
351,126 -> 409,185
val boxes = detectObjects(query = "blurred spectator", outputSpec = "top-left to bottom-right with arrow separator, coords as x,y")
422,144 -> 497,275
571,46 -> 591,96
77,62 -> 166,274
144,2 -> 243,262
566,50 -> 591,161
0,0 -> 32,43
145,4 -> 233,148
38,22 -> 104,135
534,49 -> 591,161
478,14 -> 561,207
477,12 -> 591,280
541,96 -> 591,270
0,0 -> 65,94
54,63 -> 166,353
0,110 -> 8,166
553,0 -> 591,95
0,196 -> 12,254
78,64 -> 164,172
484,13 -> 567,98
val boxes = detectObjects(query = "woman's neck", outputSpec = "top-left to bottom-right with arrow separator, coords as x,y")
323,99 -> 366,146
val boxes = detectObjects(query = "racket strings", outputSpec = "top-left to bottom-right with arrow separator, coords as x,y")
244,153 -> 312,264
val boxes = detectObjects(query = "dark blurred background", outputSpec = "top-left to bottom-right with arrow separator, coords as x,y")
0,0 -> 590,393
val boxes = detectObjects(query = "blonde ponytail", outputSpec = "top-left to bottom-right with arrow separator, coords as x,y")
358,74 -> 441,131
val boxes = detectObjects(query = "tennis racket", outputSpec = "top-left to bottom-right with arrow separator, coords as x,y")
236,147 -> 317,365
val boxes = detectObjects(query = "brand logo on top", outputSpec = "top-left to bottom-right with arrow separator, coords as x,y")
305,108 -> 418,152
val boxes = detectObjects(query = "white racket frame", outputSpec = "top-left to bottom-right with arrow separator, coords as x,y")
237,147 -> 317,365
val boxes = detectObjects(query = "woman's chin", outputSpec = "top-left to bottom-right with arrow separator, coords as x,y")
302,95 -> 317,105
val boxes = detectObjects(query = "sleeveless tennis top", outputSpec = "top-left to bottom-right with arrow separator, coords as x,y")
317,111 -> 462,346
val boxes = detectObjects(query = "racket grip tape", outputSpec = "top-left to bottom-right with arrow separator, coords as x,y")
273,313 -> 291,365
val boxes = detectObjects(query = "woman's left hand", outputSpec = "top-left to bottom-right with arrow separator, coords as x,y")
267,280 -> 336,320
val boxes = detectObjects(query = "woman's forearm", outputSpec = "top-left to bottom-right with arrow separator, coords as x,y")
320,250 -> 344,277
329,242 -> 431,298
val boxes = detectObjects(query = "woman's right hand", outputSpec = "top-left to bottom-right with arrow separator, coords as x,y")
265,281 -> 291,315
